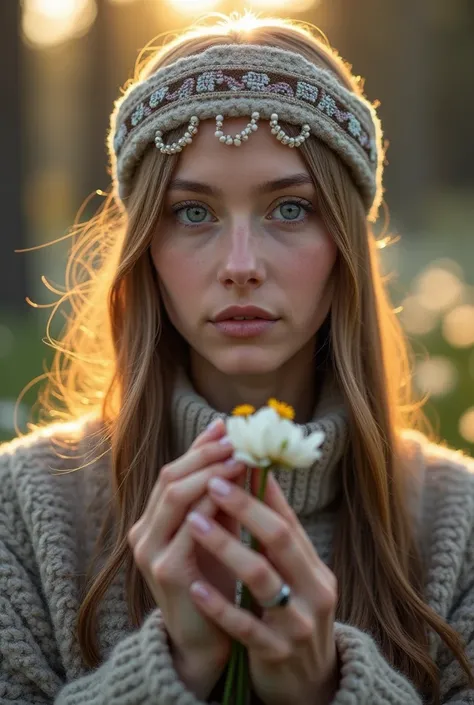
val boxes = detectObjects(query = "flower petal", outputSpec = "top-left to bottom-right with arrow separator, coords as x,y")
246,408 -> 279,458
233,450 -> 260,466
226,415 -> 250,449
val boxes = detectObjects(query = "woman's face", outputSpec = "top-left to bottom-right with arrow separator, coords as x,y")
150,117 -> 337,377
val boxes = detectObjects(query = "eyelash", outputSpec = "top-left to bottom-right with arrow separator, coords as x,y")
170,197 -> 315,229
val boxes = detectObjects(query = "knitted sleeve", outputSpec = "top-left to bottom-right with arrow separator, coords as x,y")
0,449 -> 214,705
330,621 -> 423,703
329,548 -> 474,703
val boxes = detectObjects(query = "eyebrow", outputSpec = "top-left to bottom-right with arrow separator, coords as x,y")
167,173 -> 314,197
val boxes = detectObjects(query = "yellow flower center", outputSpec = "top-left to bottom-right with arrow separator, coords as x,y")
232,403 -> 256,417
267,398 -> 295,420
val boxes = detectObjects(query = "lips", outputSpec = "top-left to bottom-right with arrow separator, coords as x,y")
213,305 -> 277,322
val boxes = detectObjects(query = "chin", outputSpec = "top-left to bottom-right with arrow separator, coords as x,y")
207,348 -> 285,376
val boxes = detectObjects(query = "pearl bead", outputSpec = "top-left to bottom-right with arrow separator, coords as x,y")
234,139 -> 242,146
251,124 -> 258,132
215,130 -> 223,137
242,134 -> 249,141
271,113 -> 278,121
191,116 -> 199,124
219,136 -> 226,143
216,115 -> 224,122
225,136 -> 233,145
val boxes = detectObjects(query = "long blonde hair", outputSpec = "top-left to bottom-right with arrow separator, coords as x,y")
22,14 -> 473,703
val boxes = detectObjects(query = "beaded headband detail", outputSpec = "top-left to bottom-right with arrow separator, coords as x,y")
153,111 -> 311,154
109,43 -> 384,221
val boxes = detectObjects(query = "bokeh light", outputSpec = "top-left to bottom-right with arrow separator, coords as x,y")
247,0 -> 319,10
398,295 -> 439,336
164,0 -> 221,14
442,305 -> 474,348
459,407 -> 474,444
414,265 -> 464,313
414,357 -> 458,398
22,0 -> 97,48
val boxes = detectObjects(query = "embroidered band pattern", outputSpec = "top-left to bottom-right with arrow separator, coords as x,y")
113,68 -> 376,163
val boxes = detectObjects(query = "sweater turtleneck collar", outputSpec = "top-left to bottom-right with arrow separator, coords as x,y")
170,366 -> 349,517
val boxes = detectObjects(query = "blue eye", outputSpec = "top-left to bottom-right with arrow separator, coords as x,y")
269,199 -> 313,224
173,201 -> 215,226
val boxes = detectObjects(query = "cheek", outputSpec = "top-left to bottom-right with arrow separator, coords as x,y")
151,243 -> 203,312
282,236 -> 337,300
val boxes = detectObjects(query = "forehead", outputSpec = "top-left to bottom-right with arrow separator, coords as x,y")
171,117 -> 309,183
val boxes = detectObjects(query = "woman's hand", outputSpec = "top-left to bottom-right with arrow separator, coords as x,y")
127,418 -> 246,699
185,469 -> 340,705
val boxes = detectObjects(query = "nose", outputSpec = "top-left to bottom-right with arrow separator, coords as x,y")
217,223 -> 265,289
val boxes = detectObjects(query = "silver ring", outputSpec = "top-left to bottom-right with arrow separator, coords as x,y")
259,583 -> 292,609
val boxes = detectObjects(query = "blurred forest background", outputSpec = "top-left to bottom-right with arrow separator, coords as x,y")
1,0 -> 473,452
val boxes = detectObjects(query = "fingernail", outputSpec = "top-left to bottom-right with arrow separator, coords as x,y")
224,457 -> 240,468
206,418 -> 221,432
209,477 -> 232,496
190,581 -> 210,600
218,436 -> 233,447
187,511 -> 212,533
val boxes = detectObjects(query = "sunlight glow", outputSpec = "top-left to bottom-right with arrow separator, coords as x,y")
442,305 -> 474,348
247,0 -> 319,10
398,295 -> 438,336
459,408 -> 474,444
414,357 -> 458,398
165,0 -> 221,14
22,0 -> 97,48
414,266 -> 464,313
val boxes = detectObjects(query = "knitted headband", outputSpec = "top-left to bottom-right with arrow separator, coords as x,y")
108,43 -> 384,221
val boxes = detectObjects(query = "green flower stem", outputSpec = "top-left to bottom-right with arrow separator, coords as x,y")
222,638 -> 239,705
236,642 -> 246,705
235,466 -> 271,705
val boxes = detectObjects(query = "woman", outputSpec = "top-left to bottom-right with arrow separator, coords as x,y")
1,13 -> 473,705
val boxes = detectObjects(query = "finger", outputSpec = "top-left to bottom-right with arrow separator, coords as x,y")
156,461 -> 247,541
143,436 -> 235,517
191,467 -> 246,538
206,478 -> 314,591
186,512 -> 283,607
191,417 -> 226,449
189,580 -> 290,661
263,472 -> 316,556
128,460 -> 244,548
160,493 -> 220,583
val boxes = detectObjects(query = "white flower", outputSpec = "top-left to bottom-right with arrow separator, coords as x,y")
226,406 -> 325,469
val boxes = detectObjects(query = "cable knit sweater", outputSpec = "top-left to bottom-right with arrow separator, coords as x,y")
0,370 -> 474,704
